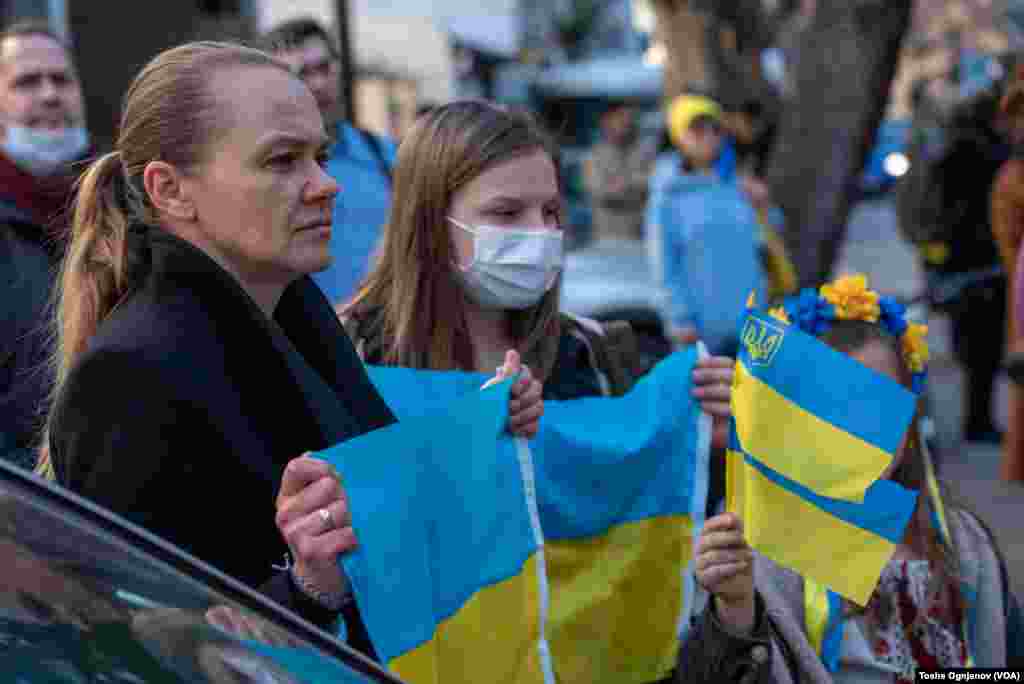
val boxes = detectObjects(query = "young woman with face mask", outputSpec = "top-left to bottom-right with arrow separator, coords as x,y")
339,100 -> 737,682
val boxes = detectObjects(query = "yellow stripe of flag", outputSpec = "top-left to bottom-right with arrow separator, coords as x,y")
733,360 -> 892,503
391,553 -> 547,684
545,515 -> 693,683
726,450 -> 897,605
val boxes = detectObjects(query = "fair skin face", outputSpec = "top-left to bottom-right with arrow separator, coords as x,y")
448,147 -> 736,442
273,36 -> 341,124
0,32 -> 84,132
677,116 -> 723,172
696,339 -> 916,634
144,65 -> 338,318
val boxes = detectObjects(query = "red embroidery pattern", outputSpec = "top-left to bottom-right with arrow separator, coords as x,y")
866,560 -> 966,683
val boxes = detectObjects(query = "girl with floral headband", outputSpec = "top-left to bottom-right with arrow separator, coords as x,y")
682,275 -> 1023,683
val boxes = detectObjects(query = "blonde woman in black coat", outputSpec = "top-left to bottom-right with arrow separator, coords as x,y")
36,42 -> 541,660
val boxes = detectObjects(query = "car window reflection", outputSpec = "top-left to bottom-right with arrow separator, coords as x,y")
0,480 -> 381,683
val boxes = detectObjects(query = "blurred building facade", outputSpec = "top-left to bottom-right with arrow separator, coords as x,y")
0,0 -> 650,142
254,0 -> 518,135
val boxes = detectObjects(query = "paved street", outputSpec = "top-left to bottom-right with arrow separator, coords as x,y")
834,197 -> 1024,598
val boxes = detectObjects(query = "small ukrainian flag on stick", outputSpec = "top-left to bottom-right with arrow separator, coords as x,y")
727,305 -> 919,606
727,277 -> 923,670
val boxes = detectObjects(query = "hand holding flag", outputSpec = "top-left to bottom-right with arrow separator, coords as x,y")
274,453 -> 355,603
482,350 -> 544,438
695,512 -> 756,633
691,355 -> 734,449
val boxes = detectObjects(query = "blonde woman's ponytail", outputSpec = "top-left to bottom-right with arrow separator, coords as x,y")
35,151 -> 136,480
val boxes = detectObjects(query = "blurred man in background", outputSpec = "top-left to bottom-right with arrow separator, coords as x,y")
583,102 -> 657,242
263,18 -> 396,307
0,21 -> 90,470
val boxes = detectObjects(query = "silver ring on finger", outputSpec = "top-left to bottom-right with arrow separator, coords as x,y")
318,507 -> 334,532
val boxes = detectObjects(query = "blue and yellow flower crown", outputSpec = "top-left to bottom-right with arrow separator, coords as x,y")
754,274 -> 929,393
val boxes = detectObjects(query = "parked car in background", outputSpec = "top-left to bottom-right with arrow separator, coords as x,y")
0,459 -> 404,683
559,238 -> 673,371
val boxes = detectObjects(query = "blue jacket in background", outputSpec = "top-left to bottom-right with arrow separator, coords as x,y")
645,143 -> 766,356
315,122 -> 396,307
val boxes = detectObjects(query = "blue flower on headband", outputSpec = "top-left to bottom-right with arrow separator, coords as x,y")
772,281 -> 929,394
878,297 -> 909,339
783,288 -> 835,337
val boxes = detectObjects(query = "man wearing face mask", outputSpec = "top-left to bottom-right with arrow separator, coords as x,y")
0,21 -> 91,470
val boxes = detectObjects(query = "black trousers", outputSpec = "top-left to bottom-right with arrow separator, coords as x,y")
948,277 -> 1007,436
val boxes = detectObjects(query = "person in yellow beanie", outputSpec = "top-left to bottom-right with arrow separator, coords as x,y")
667,94 -> 724,165
645,93 -> 772,356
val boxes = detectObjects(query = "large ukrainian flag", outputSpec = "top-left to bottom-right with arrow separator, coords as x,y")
529,348 -> 710,683
320,348 -> 710,684
318,378 -> 553,684
727,310 -> 919,606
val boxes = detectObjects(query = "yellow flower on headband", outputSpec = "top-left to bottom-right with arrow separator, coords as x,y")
902,322 -> 929,374
768,306 -> 790,324
820,274 -> 880,323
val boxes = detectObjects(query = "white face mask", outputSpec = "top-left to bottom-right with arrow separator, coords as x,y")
1,125 -> 89,176
448,217 -> 564,310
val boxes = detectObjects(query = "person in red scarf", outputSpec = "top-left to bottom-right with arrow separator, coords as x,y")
0,21 -> 90,470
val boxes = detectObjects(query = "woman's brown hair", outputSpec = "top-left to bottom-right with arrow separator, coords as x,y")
341,100 -> 563,377
35,42 -> 292,479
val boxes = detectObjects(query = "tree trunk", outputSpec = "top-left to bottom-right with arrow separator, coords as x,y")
652,0 -> 712,100
653,0 -> 780,128
765,0 -> 913,288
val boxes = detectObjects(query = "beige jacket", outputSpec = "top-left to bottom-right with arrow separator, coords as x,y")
583,137 -> 658,241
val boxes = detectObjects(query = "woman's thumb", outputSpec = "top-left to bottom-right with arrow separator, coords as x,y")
502,349 -> 521,377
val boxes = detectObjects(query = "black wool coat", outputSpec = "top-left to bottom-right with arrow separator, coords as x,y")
49,228 -> 396,655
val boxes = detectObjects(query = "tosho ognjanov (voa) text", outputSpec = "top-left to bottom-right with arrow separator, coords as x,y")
917,669 -> 1022,682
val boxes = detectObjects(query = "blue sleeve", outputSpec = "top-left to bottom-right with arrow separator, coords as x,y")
661,203 -> 697,331
645,156 -> 697,331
